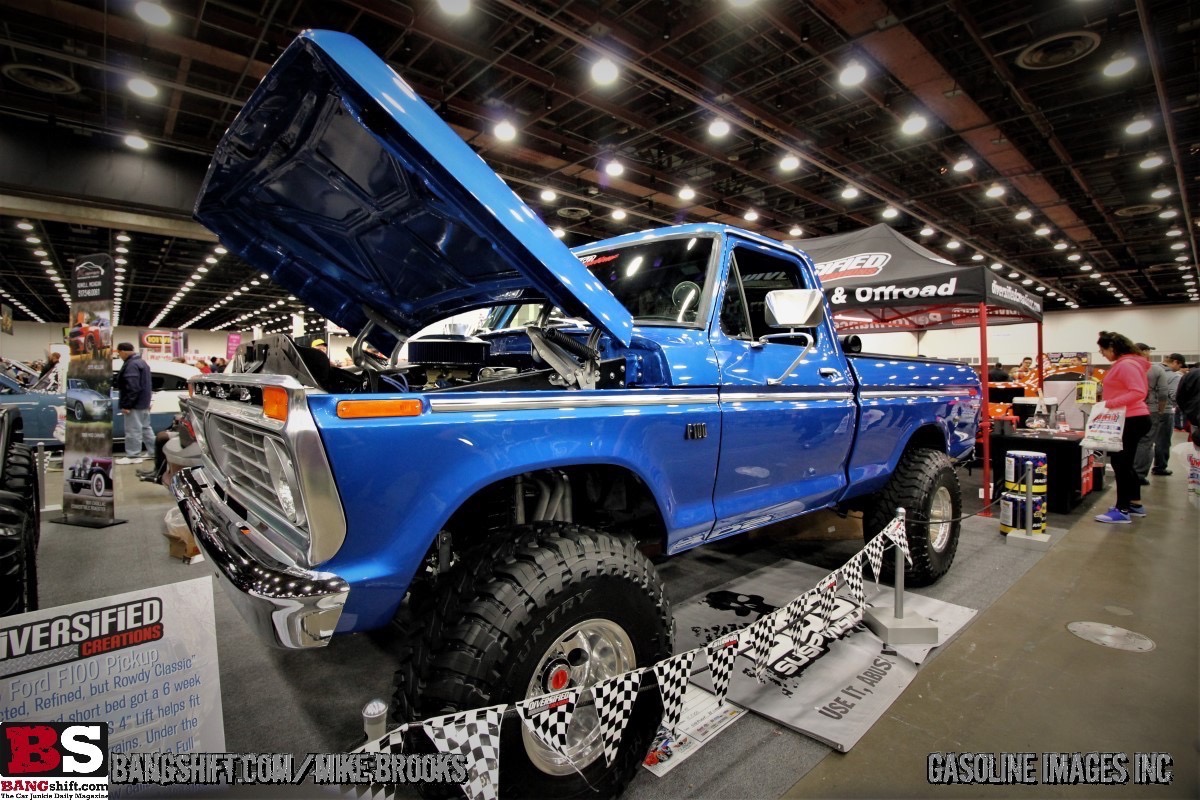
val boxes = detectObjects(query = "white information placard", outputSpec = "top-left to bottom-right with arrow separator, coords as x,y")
0,577 -> 225,794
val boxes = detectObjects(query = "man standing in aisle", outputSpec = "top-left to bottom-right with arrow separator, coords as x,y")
115,342 -> 154,465
1163,353 -> 1187,432
1133,343 -> 1170,484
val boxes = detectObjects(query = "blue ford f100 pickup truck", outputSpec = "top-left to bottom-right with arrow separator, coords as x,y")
174,31 -> 980,796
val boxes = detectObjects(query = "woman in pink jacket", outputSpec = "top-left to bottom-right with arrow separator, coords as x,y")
1095,331 -> 1152,523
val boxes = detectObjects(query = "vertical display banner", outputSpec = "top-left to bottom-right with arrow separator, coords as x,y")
0,303 -> 12,336
224,333 -> 242,360
60,253 -> 119,528
0,578 -> 226,798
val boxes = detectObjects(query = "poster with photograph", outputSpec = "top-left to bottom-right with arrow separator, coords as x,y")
62,253 -> 117,526
0,303 -> 12,335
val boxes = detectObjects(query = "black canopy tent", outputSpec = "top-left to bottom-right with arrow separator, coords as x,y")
788,223 -> 1046,508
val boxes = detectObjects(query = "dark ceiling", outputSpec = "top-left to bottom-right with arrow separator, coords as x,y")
0,0 -> 1196,333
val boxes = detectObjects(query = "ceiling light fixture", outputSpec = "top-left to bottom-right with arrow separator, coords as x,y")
838,60 -> 867,87
985,184 -> 1005,198
1125,115 -> 1152,135
1166,228 -> 1183,237
1067,253 -> 1081,261
611,209 -> 626,220
604,159 -> 624,177
1139,153 -> 1164,169
540,189 -> 557,202
841,186 -> 859,199
1014,208 -> 1032,221
591,57 -> 619,86
919,227 -> 934,237
789,226 -> 803,237
952,156 -> 973,172
1007,271 -> 1020,279
743,210 -> 758,222
1035,226 -> 1051,236
971,253 -> 984,261
128,77 -> 158,98
551,227 -> 566,238
945,240 -> 961,249
1053,242 -> 1068,250
900,113 -> 927,135
779,154 -> 800,171
990,263 -> 1003,271
436,0 -> 470,15
1150,186 -> 1171,200
1021,279 -> 1033,286
708,118 -> 731,137
124,134 -> 149,150
678,186 -> 696,201
493,120 -> 516,141
16,222 -> 33,231
134,1 -> 171,27
1103,52 -> 1136,78
882,206 -> 898,219
1170,243 -> 1186,250
1159,209 -> 1178,219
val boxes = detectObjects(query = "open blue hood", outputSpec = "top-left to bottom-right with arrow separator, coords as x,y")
194,31 -> 634,347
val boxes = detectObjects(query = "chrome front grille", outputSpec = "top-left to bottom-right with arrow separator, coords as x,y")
204,415 -> 308,558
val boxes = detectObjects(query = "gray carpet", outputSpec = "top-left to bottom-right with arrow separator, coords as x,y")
31,461 -> 1085,799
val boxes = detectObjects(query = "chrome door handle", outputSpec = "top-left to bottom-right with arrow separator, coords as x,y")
819,368 -> 842,379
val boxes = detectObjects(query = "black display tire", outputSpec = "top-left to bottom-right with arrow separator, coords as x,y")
0,504 -> 33,615
863,447 -> 961,586
391,521 -> 672,799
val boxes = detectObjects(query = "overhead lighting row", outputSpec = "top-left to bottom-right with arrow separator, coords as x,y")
148,245 -> 227,328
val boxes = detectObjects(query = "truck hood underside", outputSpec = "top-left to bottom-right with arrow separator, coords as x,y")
194,30 -> 633,347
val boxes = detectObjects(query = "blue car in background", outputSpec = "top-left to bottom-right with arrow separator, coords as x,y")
0,359 -> 200,450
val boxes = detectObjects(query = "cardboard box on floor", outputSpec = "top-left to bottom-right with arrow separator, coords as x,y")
164,507 -> 200,560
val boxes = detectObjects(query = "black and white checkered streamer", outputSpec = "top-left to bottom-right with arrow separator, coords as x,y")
782,591 -> 814,635
882,514 -> 913,565
591,669 -> 644,767
349,725 -> 408,799
838,555 -> 866,607
745,611 -> 779,681
865,535 -> 886,586
814,575 -> 837,631
424,706 -> 505,800
705,633 -> 740,706
653,649 -> 699,733
516,688 -> 580,756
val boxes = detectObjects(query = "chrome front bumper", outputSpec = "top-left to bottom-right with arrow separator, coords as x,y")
171,466 -> 348,648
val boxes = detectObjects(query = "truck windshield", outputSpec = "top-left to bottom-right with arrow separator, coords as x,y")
577,236 -> 714,325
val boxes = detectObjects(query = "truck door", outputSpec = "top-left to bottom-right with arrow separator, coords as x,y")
709,240 -> 856,539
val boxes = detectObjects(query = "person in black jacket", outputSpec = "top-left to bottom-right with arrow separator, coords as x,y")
115,343 -> 154,464
1177,363 -> 1200,431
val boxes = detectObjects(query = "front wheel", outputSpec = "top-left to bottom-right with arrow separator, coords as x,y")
391,522 -> 672,798
863,448 -> 961,586
90,473 -> 107,497
73,403 -> 86,421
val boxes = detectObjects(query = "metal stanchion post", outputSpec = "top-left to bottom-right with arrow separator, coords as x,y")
893,507 -> 905,620
863,506 -> 938,645
362,698 -> 389,743
1024,462 -> 1034,538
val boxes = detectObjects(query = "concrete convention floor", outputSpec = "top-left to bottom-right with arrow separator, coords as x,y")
26,448 -> 1199,798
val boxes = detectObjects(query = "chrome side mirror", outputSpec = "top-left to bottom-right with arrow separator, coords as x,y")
764,289 -> 826,329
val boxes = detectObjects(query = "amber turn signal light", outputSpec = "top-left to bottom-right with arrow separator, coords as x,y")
336,399 -> 423,419
262,386 -> 289,422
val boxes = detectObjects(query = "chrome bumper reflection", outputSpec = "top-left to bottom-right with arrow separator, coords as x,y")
170,466 -> 348,649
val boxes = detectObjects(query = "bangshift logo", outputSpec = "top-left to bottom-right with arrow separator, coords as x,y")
1,722 -> 108,778
813,252 -> 891,282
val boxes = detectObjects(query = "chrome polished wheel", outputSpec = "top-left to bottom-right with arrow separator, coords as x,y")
929,485 -> 953,552
522,618 -> 636,776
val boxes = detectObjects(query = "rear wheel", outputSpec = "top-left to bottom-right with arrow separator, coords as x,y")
863,448 -> 961,586
91,473 -> 107,497
391,522 -> 672,798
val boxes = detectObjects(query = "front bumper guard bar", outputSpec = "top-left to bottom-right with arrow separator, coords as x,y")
171,467 -> 348,649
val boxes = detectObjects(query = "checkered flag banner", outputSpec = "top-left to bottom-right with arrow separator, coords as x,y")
424,705 -> 505,800
865,534 -> 887,586
653,649 -> 699,733
745,610 -> 780,681
705,632 -> 740,706
781,590 -> 816,636
882,513 -> 913,566
591,669 -> 644,767
838,555 -> 866,607
813,574 -> 837,632
515,688 -> 579,757
347,725 -> 408,799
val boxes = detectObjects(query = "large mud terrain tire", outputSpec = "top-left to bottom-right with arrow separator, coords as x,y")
863,448 -> 961,586
391,522 -> 672,798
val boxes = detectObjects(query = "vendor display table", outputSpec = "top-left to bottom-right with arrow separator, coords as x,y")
990,430 -> 1098,514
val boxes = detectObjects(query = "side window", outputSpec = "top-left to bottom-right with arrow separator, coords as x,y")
160,375 -> 188,391
731,248 -> 805,340
151,376 -> 164,391
719,262 -> 752,340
